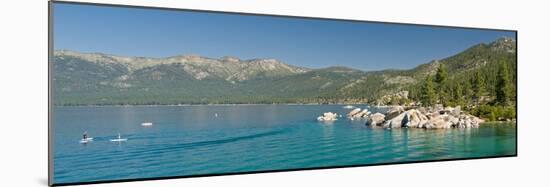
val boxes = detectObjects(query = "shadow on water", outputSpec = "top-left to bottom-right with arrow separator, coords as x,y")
64,129 -> 289,161
162,129 -> 286,150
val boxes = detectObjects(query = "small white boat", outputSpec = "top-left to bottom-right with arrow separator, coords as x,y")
343,105 -> 355,109
110,133 -> 128,142
141,122 -> 153,126
79,137 -> 93,144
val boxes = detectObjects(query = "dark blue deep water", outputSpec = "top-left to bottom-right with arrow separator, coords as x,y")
53,105 -> 516,184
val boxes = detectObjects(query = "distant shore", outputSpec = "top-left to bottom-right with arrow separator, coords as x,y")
53,103 -> 516,124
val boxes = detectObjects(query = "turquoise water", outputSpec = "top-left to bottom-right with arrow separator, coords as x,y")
52,105 -> 516,184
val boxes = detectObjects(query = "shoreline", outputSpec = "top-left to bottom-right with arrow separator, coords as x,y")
53,104 -> 516,123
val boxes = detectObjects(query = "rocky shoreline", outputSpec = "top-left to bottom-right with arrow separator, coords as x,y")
319,105 -> 486,129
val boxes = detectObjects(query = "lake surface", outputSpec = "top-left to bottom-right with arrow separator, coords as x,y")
52,105 -> 516,184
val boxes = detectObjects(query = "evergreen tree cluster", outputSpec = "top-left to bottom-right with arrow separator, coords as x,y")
412,59 -> 516,121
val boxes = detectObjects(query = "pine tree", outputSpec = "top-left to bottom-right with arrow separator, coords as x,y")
434,63 -> 448,105
421,75 -> 436,106
496,61 -> 512,105
462,79 -> 473,106
472,70 -> 485,103
453,82 -> 465,107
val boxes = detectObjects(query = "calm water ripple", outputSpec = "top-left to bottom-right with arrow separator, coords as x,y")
53,105 -> 516,184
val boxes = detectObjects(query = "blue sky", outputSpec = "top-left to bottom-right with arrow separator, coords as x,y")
53,3 -> 515,71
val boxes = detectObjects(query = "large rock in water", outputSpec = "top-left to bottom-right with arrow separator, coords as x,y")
317,112 -> 338,122
367,113 -> 385,126
457,114 -> 484,128
355,109 -> 370,118
424,114 -> 453,129
448,115 -> 459,126
403,109 -> 429,128
382,112 -> 407,128
347,108 -> 370,120
347,108 -> 362,118
386,106 -> 405,120
458,117 -> 472,128
383,109 -> 430,129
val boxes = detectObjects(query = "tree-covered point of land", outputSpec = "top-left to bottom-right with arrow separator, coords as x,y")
412,58 -> 516,121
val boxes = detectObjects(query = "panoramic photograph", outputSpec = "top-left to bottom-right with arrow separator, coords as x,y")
51,2 -> 517,185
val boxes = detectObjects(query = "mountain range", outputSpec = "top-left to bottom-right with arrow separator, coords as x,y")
52,37 -> 516,105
